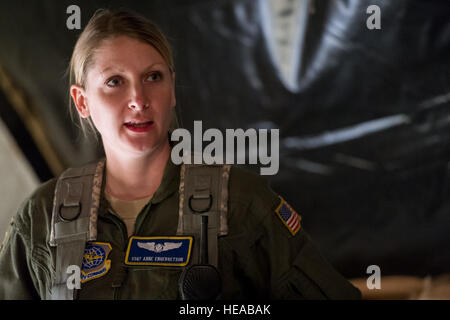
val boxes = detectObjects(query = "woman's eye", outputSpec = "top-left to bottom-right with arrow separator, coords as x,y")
146,72 -> 162,82
106,77 -> 122,87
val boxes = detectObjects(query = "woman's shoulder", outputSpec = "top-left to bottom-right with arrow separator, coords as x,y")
12,177 -> 57,238
227,165 -> 281,225
30,177 -> 58,200
228,165 -> 276,199
19,158 -> 105,222
19,177 -> 57,213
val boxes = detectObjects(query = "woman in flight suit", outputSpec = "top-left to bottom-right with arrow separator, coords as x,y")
0,9 -> 360,300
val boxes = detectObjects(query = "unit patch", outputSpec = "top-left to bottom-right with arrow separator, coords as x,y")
81,242 -> 112,283
275,197 -> 302,236
125,236 -> 193,266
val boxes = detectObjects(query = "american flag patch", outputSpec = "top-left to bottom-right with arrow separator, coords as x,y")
275,197 -> 301,236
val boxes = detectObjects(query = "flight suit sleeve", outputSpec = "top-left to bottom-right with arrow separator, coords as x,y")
255,196 -> 361,300
226,167 -> 361,299
0,200 -> 47,300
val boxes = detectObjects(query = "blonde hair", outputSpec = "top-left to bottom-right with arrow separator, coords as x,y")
68,9 -> 177,137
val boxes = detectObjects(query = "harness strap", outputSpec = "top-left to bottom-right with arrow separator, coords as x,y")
50,235 -> 86,299
48,158 -> 105,300
177,164 -> 231,267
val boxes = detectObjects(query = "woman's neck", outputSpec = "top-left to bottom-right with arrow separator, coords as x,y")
104,142 -> 171,201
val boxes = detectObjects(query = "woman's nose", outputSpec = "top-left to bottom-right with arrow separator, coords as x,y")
128,84 -> 149,111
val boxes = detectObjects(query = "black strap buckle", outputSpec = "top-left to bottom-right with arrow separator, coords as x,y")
188,194 -> 213,214
59,203 -> 82,222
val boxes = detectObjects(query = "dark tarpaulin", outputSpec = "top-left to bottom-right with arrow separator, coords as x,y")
0,0 -> 449,278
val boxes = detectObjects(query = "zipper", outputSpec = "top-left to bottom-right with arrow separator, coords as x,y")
106,208 -> 129,246
105,202 -> 152,299
104,209 -> 129,300
133,201 -> 152,236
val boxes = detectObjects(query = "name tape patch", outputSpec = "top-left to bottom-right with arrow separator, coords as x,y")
125,236 -> 193,266
81,242 -> 112,283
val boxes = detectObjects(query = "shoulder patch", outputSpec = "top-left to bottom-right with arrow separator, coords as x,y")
81,242 -> 112,283
275,197 -> 302,236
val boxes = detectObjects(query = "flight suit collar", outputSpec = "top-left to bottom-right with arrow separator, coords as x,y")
150,156 -> 180,204
97,156 -> 180,216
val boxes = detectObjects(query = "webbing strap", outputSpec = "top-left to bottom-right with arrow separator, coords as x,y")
48,158 -> 105,300
177,164 -> 231,267
50,235 -> 86,300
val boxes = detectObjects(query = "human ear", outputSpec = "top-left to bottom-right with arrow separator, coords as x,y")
70,84 -> 90,118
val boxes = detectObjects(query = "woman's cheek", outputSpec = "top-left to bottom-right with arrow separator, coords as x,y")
99,90 -> 121,104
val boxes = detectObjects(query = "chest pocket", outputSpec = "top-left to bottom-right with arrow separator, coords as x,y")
122,267 -> 182,299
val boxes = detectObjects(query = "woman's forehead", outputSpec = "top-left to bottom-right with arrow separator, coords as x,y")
90,36 -> 167,73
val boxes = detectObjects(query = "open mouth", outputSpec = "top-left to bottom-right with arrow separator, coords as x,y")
124,121 -> 154,132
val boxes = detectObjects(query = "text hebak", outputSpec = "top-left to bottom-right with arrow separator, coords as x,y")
223,304 -> 271,315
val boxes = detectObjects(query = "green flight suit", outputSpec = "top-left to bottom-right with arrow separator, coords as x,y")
0,159 -> 361,299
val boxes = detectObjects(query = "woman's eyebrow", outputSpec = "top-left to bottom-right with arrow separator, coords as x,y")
100,63 -> 166,76
142,63 -> 166,72
100,66 -> 124,76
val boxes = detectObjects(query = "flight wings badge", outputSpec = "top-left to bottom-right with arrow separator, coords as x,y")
137,241 -> 182,253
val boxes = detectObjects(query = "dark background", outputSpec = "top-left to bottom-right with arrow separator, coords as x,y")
0,0 -> 449,279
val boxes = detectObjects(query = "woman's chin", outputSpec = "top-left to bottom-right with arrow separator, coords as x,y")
122,138 -> 169,158
124,144 -> 156,157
